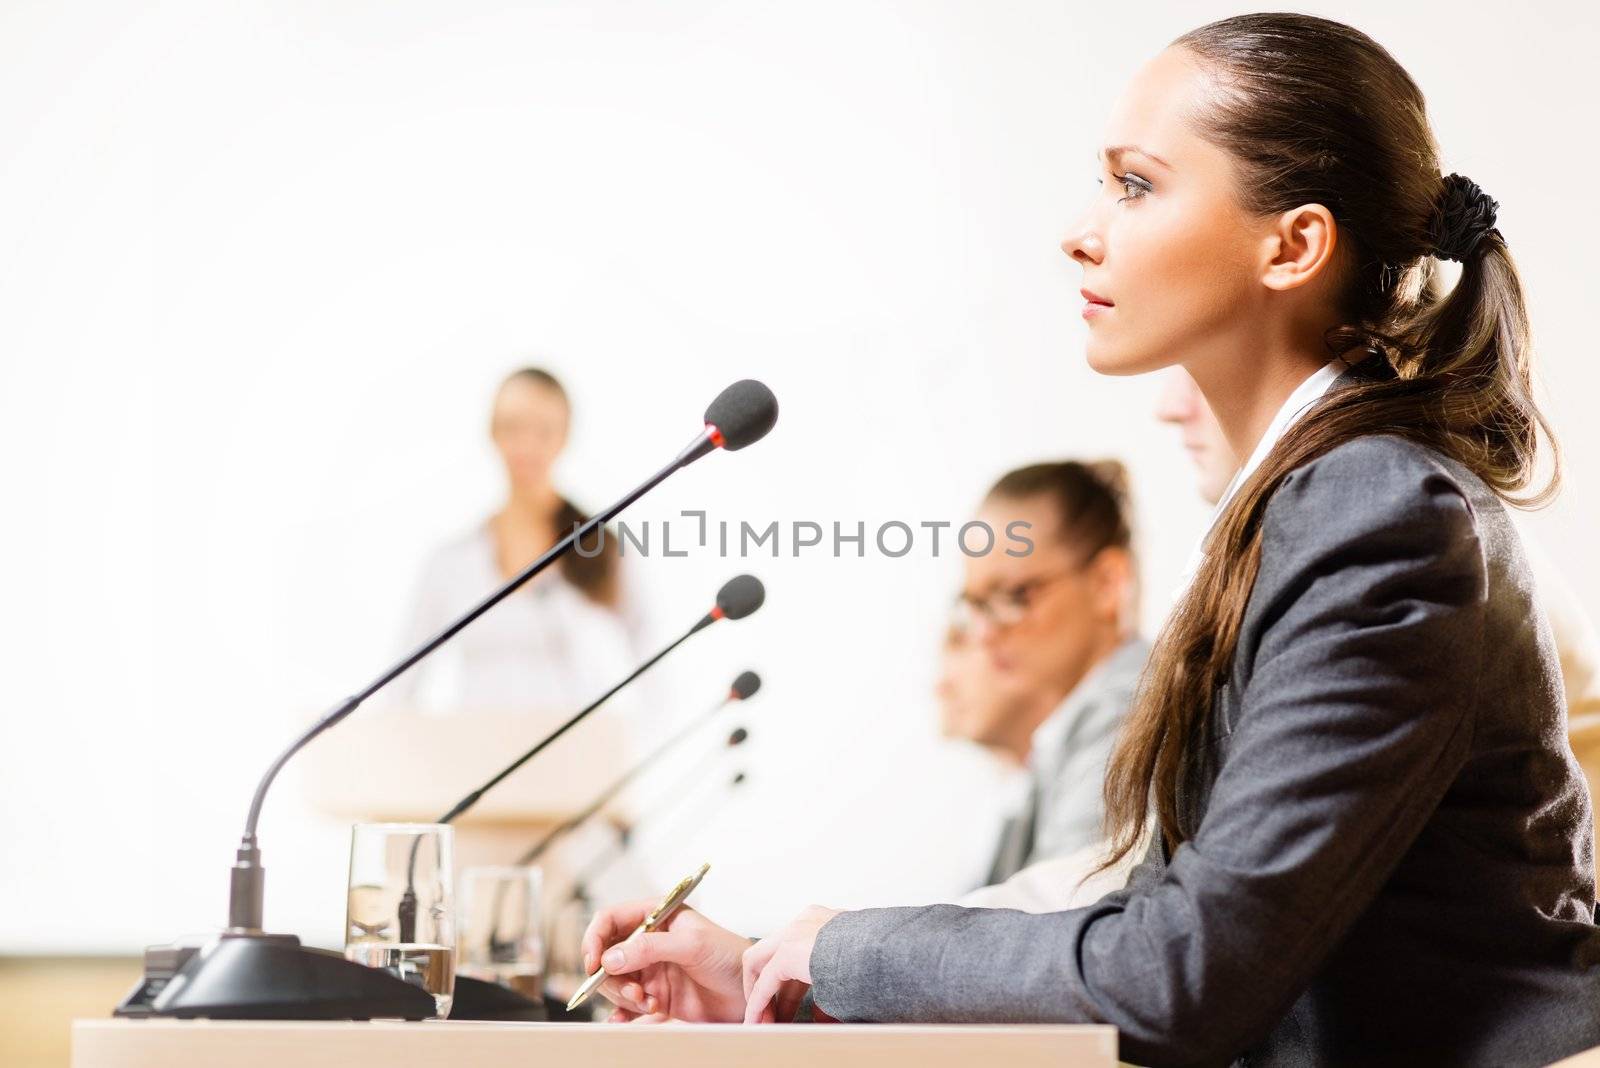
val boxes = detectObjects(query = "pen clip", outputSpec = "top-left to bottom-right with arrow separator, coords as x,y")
645,862 -> 710,929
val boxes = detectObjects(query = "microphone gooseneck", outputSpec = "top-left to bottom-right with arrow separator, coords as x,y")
435,586 -> 762,829
572,768 -> 749,903
435,627 -> 693,827
490,708 -> 758,952
396,588 -> 764,939
517,700 -> 756,868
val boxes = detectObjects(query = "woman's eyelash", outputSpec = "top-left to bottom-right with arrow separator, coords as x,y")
1094,172 -> 1153,201
1116,172 -> 1153,201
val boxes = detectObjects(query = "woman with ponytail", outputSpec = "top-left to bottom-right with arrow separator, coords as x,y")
399,367 -> 648,716
581,14 -> 1600,1064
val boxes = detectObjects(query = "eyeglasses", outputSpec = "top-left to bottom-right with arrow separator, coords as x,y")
951,566 -> 1081,631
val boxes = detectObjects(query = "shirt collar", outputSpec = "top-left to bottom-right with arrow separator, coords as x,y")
1209,356 -> 1351,523
1177,356 -> 1351,594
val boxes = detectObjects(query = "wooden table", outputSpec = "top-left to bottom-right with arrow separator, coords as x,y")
73,1019 -> 1118,1067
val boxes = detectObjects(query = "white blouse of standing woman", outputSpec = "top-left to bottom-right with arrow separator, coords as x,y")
399,368 -> 648,716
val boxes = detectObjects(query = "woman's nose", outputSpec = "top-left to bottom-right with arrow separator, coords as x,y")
1061,216 -> 1105,265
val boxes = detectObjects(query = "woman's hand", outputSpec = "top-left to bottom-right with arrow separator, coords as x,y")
740,905 -> 842,1024
580,901 -> 753,1023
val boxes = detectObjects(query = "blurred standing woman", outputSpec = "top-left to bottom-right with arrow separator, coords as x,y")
401,368 -> 647,715
584,14 -> 1600,1065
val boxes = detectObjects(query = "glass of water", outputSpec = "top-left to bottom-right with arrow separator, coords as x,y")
345,822 -> 456,1018
457,865 -> 545,1001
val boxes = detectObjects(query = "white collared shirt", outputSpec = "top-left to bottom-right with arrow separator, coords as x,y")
1178,357 -> 1350,592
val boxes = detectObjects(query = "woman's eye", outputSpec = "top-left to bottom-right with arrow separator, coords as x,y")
1117,172 -> 1152,202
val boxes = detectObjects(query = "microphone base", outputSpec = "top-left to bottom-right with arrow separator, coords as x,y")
544,991 -> 602,1022
447,975 -> 549,1022
114,932 -> 436,1021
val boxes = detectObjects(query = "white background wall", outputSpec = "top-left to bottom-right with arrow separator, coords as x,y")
2,0 -> 1596,953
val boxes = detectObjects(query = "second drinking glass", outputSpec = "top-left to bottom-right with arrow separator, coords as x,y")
345,821 -> 456,1018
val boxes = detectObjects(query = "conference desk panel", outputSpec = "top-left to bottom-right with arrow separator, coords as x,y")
73,1019 -> 1118,1067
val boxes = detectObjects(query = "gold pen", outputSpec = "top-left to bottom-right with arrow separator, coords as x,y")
567,862 -> 711,1012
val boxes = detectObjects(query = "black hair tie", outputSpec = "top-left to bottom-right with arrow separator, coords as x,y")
1428,173 -> 1500,261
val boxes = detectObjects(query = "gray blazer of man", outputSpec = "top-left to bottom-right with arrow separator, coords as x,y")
986,636 -> 1151,885
811,434 -> 1600,1067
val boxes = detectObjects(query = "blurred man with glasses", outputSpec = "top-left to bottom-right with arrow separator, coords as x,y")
937,461 -> 1149,885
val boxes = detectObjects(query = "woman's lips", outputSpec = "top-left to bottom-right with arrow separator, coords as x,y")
1080,287 -> 1113,320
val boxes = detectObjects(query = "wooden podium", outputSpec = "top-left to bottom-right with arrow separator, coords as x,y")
72,1019 -> 1118,1067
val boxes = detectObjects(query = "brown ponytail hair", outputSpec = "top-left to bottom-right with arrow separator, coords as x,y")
500,368 -> 622,606
1099,13 -> 1559,868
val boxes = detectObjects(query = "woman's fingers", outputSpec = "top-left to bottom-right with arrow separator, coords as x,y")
590,928 -> 695,1016
741,937 -> 776,1001
602,928 -> 699,975
741,906 -> 839,1024
581,899 -> 658,972
581,914 -> 622,973
594,975 -> 650,1015
743,954 -> 789,1026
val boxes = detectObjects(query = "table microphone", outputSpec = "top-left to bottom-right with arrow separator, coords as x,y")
516,672 -> 761,866
114,380 -> 777,1021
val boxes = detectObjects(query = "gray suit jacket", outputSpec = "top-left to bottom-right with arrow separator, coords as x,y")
811,434 -> 1600,1067
987,636 -> 1151,884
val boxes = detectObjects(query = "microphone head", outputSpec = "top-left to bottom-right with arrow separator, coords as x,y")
704,380 -> 778,451
728,727 -> 749,746
715,574 -> 765,621
731,670 -> 762,701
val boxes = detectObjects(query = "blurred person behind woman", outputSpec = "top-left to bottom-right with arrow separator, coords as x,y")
944,460 -> 1149,883
400,367 -> 649,716
935,622 -> 1053,770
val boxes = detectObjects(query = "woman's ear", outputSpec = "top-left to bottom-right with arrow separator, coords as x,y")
1260,203 -> 1339,292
